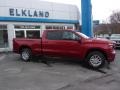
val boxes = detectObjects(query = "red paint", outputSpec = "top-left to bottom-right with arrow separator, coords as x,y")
13,30 -> 116,62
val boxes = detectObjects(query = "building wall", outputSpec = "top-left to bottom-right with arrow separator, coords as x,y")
0,0 -> 80,52
0,0 -> 79,21
0,22 -> 75,52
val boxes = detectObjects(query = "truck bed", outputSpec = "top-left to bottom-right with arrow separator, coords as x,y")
13,38 -> 42,55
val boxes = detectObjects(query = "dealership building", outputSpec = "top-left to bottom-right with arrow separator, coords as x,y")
0,0 -> 80,51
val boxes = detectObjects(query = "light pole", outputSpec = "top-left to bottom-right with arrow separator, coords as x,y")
81,0 -> 93,37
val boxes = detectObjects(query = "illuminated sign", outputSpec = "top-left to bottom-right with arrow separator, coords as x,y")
9,8 -> 49,18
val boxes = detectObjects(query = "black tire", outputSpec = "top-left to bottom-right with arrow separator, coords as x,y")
20,48 -> 32,62
86,51 -> 105,69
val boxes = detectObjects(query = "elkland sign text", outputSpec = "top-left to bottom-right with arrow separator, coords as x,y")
9,8 -> 49,18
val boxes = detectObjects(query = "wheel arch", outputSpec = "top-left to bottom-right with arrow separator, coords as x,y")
19,45 -> 32,53
85,48 -> 107,60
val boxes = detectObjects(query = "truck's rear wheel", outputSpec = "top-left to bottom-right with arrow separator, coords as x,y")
20,48 -> 32,62
86,51 -> 105,69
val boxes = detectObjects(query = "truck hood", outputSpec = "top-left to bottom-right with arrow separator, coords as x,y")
84,38 -> 114,44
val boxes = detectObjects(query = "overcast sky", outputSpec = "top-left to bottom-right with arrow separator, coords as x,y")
44,0 -> 120,21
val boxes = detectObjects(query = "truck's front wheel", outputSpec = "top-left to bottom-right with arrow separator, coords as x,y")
86,51 -> 105,69
20,48 -> 32,62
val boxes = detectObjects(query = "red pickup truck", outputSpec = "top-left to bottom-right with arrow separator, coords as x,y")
13,30 -> 116,69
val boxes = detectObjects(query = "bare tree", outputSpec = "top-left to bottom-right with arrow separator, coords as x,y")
93,11 -> 120,36
109,11 -> 120,34
110,11 -> 120,24
93,23 -> 110,35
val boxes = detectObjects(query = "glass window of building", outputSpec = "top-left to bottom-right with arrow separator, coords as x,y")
26,30 -> 40,39
46,26 -> 53,30
14,25 -> 41,38
53,26 -> 60,29
0,25 -> 8,48
15,30 -> 25,38
59,26 -> 65,30
14,25 -> 41,29
66,26 -> 73,30
46,25 -> 66,30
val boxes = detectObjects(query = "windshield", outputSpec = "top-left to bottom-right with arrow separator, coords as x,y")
76,32 -> 89,39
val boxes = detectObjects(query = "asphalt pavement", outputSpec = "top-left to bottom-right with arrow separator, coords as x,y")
0,50 -> 120,90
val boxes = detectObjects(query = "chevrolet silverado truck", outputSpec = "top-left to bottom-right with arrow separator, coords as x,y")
13,30 -> 116,69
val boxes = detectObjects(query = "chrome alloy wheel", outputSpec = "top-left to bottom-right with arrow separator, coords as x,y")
21,49 -> 31,61
89,55 -> 102,67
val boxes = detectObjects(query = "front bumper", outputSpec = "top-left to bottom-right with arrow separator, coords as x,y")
112,40 -> 120,48
107,50 -> 116,62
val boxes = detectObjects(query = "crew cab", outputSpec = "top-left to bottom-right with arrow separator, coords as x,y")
13,30 -> 116,69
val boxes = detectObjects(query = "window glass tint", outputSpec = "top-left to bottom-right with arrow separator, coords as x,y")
0,25 -> 8,48
0,25 -> 7,30
26,30 -> 40,39
14,25 -> 40,29
15,31 -> 25,38
46,25 -> 66,30
53,26 -> 59,29
46,26 -> 52,30
62,31 -> 80,40
74,34 -> 80,40
76,32 -> 89,39
66,26 -> 73,30
46,31 -> 80,40
59,26 -> 65,30
47,31 -> 62,40
62,31 -> 73,40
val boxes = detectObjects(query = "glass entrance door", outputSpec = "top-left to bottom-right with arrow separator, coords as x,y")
0,25 -> 8,48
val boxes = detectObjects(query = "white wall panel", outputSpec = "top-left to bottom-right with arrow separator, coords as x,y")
52,11 -> 70,20
0,0 -> 79,21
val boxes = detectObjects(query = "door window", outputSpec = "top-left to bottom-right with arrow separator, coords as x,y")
62,31 -> 80,40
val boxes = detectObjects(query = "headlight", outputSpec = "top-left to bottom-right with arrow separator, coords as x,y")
108,43 -> 115,48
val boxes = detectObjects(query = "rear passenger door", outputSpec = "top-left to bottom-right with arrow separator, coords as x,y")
42,31 -> 64,56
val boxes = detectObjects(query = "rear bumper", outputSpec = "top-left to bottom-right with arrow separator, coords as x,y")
107,50 -> 116,62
